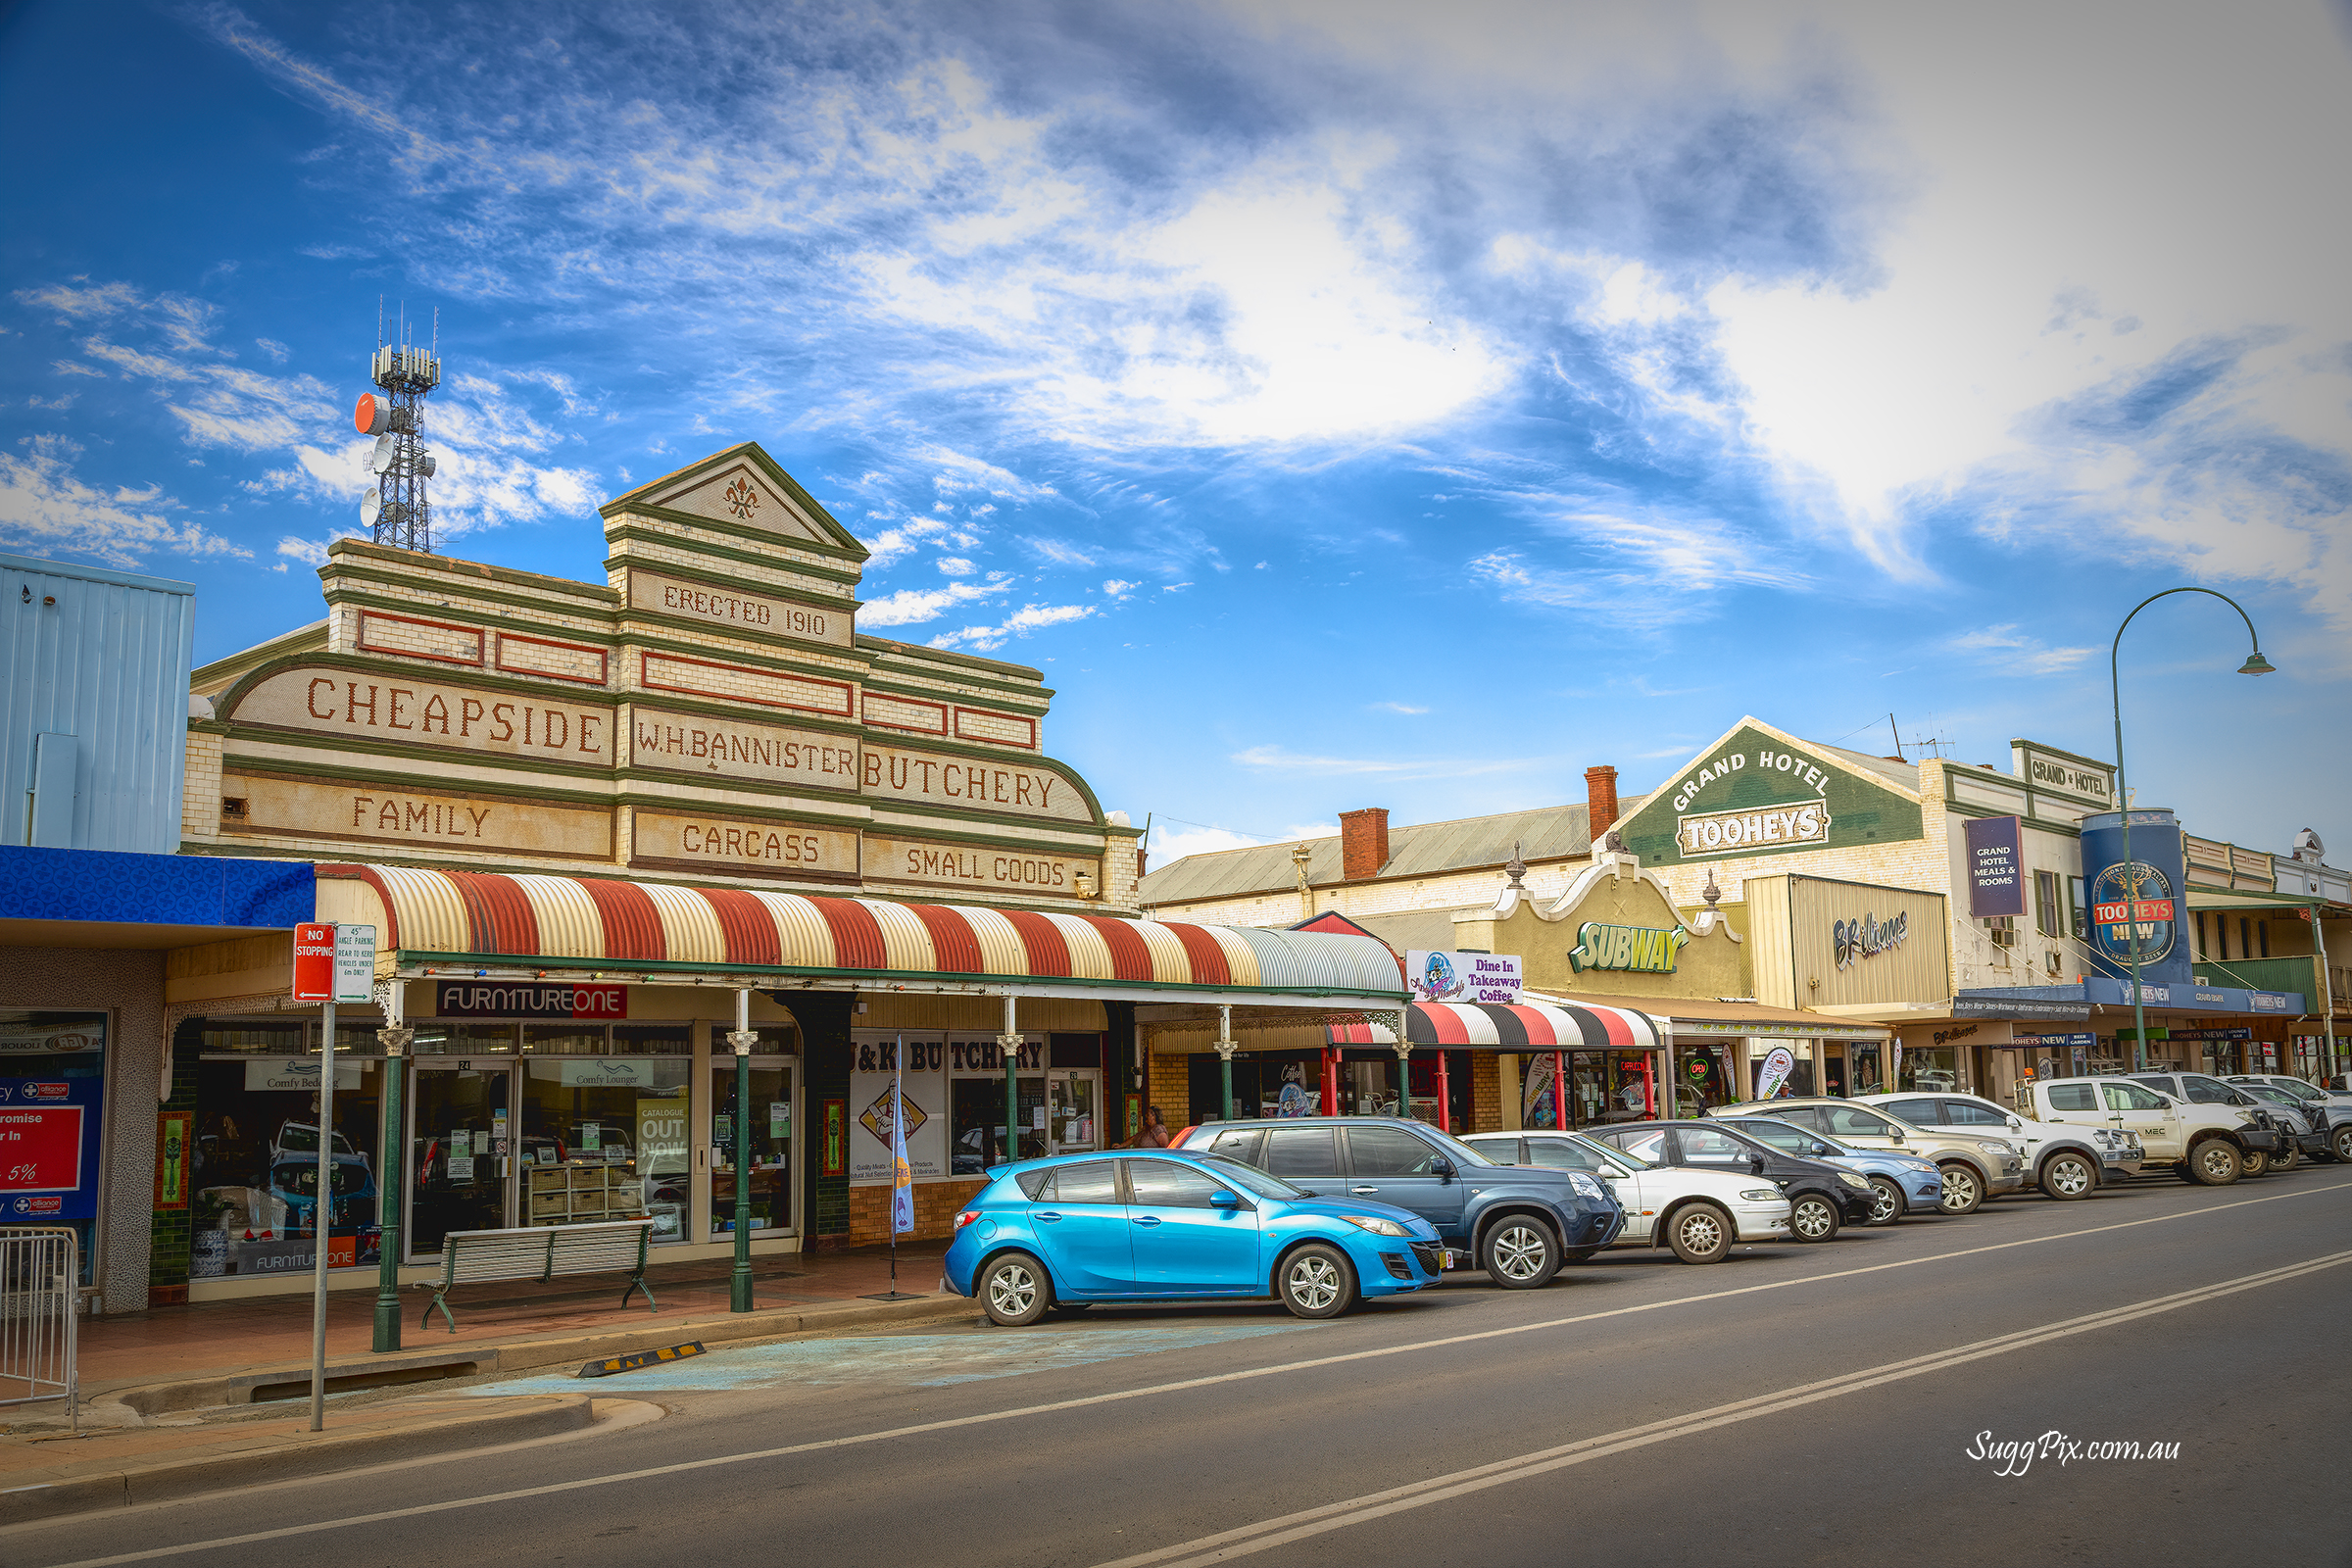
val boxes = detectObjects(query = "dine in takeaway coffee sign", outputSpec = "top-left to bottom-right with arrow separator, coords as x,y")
1619,724 -> 1923,867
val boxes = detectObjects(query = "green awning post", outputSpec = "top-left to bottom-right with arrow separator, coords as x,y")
1000,995 -> 1019,1164
1215,1004 -> 1235,1122
371,1017 -> 411,1353
727,990 -> 759,1313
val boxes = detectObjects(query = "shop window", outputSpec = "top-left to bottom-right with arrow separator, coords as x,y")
1897,1050 -> 1957,1093
710,1057 -> 792,1238
191,1054 -> 382,1278
952,1077 -> 1015,1175
520,1054 -> 687,1242
0,1011 -> 108,1286
2070,877 -> 2087,941
2258,921 -> 2270,958
612,1025 -> 692,1055
2034,871 -> 2065,938
521,1025 -> 609,1055
413,1023 -> 515,1055
198,1019 -> 307,1054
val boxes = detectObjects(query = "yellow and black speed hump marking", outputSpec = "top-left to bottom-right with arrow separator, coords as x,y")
579,1341 -> 708,1378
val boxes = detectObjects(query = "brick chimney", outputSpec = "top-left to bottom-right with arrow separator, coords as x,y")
1585,765 -> 1620,840
1339,808 -> 1390,881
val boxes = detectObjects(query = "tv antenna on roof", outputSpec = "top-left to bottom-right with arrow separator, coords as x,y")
350,298 -> 442,552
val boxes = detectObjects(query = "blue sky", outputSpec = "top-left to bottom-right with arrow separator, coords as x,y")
4,1 -> 2347,869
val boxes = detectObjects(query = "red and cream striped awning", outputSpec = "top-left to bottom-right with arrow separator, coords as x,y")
318,864 -> 1406,1004
1325,1000 -> 1665,1051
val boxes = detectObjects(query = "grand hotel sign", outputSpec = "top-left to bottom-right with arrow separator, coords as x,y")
197,441 -> 1113,906
1618,721 -> 1924,867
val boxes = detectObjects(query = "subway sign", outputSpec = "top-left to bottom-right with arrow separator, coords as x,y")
1568,921 -> 1690,975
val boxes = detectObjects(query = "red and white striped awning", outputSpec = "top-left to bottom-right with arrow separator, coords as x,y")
1326,1001 -> 1664,1051
317,864 -> 1406,1003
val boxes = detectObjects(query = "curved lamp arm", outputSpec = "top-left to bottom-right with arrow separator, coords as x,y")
2107,586 -> 2275,1072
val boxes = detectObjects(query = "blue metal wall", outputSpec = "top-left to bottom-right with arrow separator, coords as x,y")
1,551 -> 195,854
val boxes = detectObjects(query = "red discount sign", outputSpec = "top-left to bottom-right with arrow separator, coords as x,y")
292,922 -> 336,1002
0,1104 -> 85,1193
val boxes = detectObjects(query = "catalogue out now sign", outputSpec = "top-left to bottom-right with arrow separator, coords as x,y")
0,1076 -> 104,1219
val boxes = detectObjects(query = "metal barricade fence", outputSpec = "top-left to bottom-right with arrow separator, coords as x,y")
0,1227 -> 79,1429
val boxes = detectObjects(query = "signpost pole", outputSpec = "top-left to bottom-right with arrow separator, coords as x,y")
727,990 -> 758,1313
2107,587 -> 2275,1074
1216,1005 -> 1235,1122
310,990 -> 334,1433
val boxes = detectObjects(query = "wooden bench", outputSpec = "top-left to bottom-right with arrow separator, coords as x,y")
419,1219 -> 659,1333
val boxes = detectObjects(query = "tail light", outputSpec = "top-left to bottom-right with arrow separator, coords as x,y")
955,1209 -> 982,1230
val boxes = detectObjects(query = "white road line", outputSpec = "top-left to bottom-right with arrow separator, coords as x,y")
1094,1248 -> 2352,1568
29,1177 -> 2351,1567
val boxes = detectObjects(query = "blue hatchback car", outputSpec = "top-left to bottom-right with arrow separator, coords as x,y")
1714,1115 -> 1944,1225
943,1148 -> 1444,1324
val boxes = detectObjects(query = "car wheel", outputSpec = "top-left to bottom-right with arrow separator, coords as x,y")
1481,1217 -> 1561,1289
2239,1147 -> 2269,1178
979,1252 -> 1052,1327
2188,1140 -> 2242,1186
1865,1177 -> 1904,1226
1789,1193 -> 1840,1242
2273,1141 -> 2298,1172
1666,1202 -> 1733,1263
1278,1243 -> 1358,1319
2039,1152 -> 2094,1200
1937,1162 -> 1984,1215
2336,1125 -> 2352,1164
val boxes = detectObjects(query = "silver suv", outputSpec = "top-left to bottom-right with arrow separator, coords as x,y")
1711,1098 -> 2026,1215
1858,1090 -> 2141,1200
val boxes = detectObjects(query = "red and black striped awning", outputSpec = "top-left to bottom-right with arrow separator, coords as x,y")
1326,1001 -> 1663,1051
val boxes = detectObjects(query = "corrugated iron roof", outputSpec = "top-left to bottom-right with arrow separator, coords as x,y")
1139,803 -> 1591,907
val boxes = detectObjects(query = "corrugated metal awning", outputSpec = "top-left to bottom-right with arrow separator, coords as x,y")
319,864 -> 1406,1004
1325,1001 -> 1664,1051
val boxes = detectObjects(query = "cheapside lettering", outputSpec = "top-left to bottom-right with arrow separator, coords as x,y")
679,822 -> 828,864
306,679 -> 602,756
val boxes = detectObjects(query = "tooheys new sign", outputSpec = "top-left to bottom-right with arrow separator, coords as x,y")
1618,722 -> 1923,867
2079,808 -> 2192,987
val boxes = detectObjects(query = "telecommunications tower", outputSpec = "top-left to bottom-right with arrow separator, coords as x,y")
354,307 -> 441,552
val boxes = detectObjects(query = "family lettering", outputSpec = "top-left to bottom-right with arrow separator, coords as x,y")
349,794 -> 494,840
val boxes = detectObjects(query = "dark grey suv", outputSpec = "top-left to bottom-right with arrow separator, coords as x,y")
1168,1117 -> 1624,1288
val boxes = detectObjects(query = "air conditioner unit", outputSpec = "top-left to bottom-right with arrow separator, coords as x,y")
2044,950 -> 2064,976
1984,916 -> 2015,949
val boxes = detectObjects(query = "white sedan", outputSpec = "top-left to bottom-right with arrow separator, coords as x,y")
1457,1130 -> 1791,1263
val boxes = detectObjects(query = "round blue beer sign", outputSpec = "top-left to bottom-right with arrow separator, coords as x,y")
2088,859 -> 2177,966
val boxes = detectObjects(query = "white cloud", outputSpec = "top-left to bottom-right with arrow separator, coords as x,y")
255,338 -> 290,363
930,601 -> 1096,652
274,535 -> 331,566
52,361 -> 105,379
1371,702 -> 1430,714
1102,578 -> 1139,598
863,517 -> 951,570
935,557 -> 976,576
1947,624 -> 2098,675
0,435 -> 251,565
858,579 -> 1014,627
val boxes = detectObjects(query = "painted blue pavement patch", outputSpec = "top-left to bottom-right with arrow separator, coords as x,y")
459,1321 -> 1310,1396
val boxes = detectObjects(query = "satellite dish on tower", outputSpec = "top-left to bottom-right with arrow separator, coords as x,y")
346,304 -> 442,552
360,491 -> 382,528
355,393 -> 392,436
370,433 -> 396,473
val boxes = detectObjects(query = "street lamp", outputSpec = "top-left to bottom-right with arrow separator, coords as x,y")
2109,588 -> 2276,1070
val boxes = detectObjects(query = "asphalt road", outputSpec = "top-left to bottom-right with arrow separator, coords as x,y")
17,1164 -> 2352,1568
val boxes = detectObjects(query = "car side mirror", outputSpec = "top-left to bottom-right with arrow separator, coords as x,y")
1748,1153 -> 1767,1174
1809,1141 -> 1831,1156
1600,1164 -> 1629,1181
1432,1155 -> 1457,1179
1209,1190 -> 1239,1208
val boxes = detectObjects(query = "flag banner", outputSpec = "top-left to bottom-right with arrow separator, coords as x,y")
891,1040 -> 914,1236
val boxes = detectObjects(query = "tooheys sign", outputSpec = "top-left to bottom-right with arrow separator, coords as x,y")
1618,721 -> 1923,867
436,983 -> 628,1019
2079,808 -> 2191,987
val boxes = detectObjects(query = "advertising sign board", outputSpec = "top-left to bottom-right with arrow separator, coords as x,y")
1963,815 -> 2026,917
292,923 -> 336,1002
2080,809 -> 2192,986
1407,951 -> 1523,1004
0,1076 -> 104,1219
333,924 -> 376,1003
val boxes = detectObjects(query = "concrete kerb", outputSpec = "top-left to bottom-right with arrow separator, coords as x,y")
97,1288 -> 978,1420
0,1396 -> 596,1528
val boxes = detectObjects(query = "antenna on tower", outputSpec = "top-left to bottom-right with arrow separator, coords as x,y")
350,307 -> 443,554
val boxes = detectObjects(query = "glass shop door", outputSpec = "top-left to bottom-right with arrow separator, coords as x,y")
408,1060 -> 516,1258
